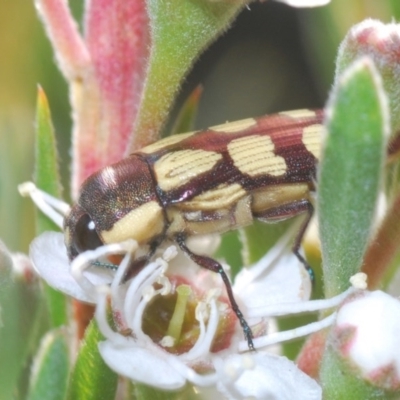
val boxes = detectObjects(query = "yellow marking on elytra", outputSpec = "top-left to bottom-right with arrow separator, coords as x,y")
302,124 -> 324,160
180,183 -> 246,211
251,183 -> 310,214
279,109 -> 316,119
210,118 -> 257,133
155,149 -> 222,191
228,135 -> 287,177
101,201 -> 164,244
140,132 -> 195,154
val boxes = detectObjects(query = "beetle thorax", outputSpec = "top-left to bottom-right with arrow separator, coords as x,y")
64,155 -> 165,259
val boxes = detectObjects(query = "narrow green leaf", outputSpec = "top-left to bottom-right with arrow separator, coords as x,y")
0,239 -> 12,272
318,58 -> 389,298
67,321 -> 118,400
34,86 -> 63,233
34,86 -> 67,327
0,242 -> 45,400
215,230 -> 242,275
134,383 -> 199,400
241,218 -> 300,266
27,329 -> 69,400
131,0 -> 246,149
389,0 -> 400,19
170,86 -> 203,135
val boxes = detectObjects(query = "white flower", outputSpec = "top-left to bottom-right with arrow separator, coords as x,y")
29,231 -> 116,303
29,225 -> 361,398
92,233 -> 325,398
24,183 -> 354,398
215,353 -> 321,400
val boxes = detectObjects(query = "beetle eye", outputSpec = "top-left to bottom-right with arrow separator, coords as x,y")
72,213 -> 103,253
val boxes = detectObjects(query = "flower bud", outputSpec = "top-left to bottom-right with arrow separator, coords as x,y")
336,20 -> 400,132
322,290 -> 400,396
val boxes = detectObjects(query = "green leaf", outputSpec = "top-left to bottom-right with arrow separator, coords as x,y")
134,383 -> 200,400
131,0 -> 246,149
241,218 -> 300,266
170,86 -> 203,135
215,230 -> 243,275
66,320 -> 118,400
0,239 -> 12,273
34,86 -> 67,327
318,57 -> 389,298
34,86 -> 63,233
389,0 -> 400,19
27,329 -> 69,400
0,242 -> 46,400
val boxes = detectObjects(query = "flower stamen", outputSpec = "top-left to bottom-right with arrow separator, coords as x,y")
248,285 -> 355,319
124,258 -> 169,328
246,312 -> 337,351
239,273 -> 367,351
18,181 -> 70,228
166,284 -> 192,344
71,240 -> 137,301
183,294 -> 219,360
96,285 -> 129,345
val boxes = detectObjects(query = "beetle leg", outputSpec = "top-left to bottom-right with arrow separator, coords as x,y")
122,235 -> 165,282
254,199 -> 314,281
175,233 -> 255,351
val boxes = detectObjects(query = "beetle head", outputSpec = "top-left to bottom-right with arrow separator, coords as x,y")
64,156 -> 164,260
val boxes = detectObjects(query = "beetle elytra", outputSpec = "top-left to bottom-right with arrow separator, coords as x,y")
64,109 -> 324,350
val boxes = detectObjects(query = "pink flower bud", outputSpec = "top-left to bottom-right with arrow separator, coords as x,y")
333,290 -> 400,390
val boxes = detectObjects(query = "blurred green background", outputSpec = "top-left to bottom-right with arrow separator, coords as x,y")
0,0 -> 398,253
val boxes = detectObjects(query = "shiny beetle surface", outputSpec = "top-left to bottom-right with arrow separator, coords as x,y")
64,109 -> 324,349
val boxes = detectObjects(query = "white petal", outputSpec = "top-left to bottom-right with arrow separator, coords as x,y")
234,251 -> 311,310
98,340 -> 187,390
275,0 -> 330,6
216,353 -> 321,400
30,232 -> 113,303
336,290 -> 400,378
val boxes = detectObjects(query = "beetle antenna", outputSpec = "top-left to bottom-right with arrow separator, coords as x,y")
92,260 -> 118,271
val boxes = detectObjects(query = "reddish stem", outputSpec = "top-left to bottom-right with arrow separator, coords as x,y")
35,0 -> 90,78
73,300 -> 95,340
297,330 -> 328,379
362,192 -> 400,289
